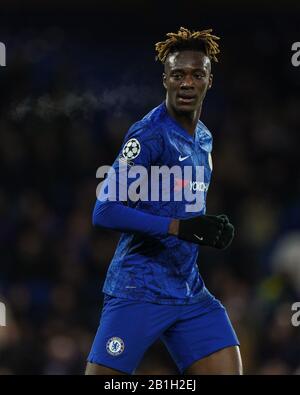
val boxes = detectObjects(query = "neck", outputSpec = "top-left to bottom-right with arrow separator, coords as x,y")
166,101 -> 202,136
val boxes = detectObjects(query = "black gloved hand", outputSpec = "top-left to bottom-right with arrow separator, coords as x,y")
178,214 -> 234,249
213,215 -> 234,249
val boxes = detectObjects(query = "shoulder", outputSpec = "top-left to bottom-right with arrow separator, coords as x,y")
118,104 -> 167,163
124,103 -> 166,145
197,120 -> 213,152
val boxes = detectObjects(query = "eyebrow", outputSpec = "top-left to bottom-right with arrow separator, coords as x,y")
170,67 -> 207,73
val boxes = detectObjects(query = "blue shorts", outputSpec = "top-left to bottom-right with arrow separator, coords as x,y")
87,293 -> 239,374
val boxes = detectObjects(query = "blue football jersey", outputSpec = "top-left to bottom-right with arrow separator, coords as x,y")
100,102 -> 213,304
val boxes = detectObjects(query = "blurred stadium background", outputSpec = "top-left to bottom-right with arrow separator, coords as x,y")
0,0 -> 299,375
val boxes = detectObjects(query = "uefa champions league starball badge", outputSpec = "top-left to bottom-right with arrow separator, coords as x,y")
122,138 -> 141,160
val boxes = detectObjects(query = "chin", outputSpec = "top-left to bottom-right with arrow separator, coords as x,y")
175,103 -> 197,114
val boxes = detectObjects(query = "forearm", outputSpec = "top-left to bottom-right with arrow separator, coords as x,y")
93,199 -> 172,238
168,218 -> 179,236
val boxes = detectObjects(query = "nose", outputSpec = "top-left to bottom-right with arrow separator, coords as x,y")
180,74 -> 194,89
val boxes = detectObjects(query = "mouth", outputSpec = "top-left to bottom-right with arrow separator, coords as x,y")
177,94 -> 197,104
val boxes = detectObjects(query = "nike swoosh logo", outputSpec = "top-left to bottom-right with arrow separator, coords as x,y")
193,234 -> 203,241
179,155 -> 190,162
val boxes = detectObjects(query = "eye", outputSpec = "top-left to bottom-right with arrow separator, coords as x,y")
194,73 -> 205,79
172,73 -> 183,80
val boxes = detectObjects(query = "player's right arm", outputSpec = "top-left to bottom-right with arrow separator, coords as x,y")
93,195 -> 171,238
93,125 -> 172,238
93,125 -> 234,249
169,215 -> 234,250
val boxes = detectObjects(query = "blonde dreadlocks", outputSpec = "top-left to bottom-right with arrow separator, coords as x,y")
155,27 -> 220,64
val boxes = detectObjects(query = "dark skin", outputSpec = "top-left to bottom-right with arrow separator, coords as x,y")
85,50 -> 243,375
163,50 -> 213,137
85,347 -> 243,375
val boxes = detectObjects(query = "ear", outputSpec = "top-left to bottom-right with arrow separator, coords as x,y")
208,73 -> 213,90
163,73 -> 167,90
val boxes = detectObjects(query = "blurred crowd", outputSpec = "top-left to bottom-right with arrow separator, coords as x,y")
0,5 -> 300,374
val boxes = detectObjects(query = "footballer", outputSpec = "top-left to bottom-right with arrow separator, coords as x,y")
86,27 -> 243,375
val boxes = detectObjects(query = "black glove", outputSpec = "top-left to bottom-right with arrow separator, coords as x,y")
178,214 -> 234,249
213,215 -> 235,249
